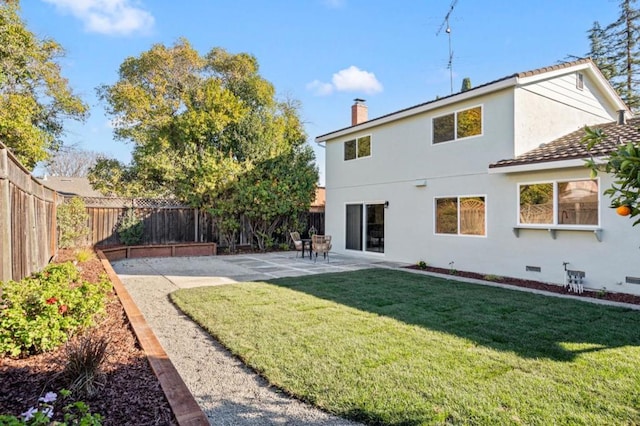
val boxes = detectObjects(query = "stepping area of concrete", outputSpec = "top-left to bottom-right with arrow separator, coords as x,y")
112,251 -> 406,289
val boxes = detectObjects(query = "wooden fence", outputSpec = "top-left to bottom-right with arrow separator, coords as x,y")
83,199 -> 216,247
82,197 -> 324,249
0,144 -> 58,282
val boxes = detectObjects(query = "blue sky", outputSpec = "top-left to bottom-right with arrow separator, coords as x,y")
20,0 -> 620,184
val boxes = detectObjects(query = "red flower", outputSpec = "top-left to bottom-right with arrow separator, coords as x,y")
45,297 -> 57,305
58,305 -> 68,314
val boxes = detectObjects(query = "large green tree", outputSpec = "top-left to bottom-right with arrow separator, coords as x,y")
583,126 -> 640,225
0,1 -> 87,169
94,39 -> 318,248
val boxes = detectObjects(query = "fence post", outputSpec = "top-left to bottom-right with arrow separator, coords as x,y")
0,148 -> 12,282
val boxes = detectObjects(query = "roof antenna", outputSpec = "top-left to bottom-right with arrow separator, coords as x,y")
436,0 -> 458,95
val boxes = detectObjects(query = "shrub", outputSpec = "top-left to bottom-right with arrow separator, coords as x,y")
116,209 -> 143,246
74,249 -> 95,263
483,274 -> 503,282
63,333 -> 109,398
417,261 -> 428,270
57,197 -> 90,249
0,263 -> 111,357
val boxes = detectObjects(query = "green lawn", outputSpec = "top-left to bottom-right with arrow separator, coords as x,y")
170,269 -> 640,425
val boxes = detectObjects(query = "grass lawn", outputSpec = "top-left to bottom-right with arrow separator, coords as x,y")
170,269 -> 640,425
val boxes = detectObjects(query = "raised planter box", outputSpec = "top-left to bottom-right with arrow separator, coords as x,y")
100,242 -> 216,261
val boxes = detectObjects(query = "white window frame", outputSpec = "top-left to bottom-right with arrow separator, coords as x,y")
433,194 -> 487,237
517,178 -> 600,228
432,104 -> 484,145
343,134 -> 372,161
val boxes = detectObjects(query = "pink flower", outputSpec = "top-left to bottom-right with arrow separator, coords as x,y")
58,305 -> 68,314
45,297 -> 57,305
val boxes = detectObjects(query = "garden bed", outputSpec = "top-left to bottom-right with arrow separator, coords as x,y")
405,264 -> 640,305
0,250 -> 178,425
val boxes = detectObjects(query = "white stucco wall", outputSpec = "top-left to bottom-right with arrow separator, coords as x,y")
323,69 -> 640,296
513,72 -> 619,156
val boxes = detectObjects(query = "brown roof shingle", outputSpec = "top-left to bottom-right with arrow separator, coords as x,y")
489,117 -> 640,169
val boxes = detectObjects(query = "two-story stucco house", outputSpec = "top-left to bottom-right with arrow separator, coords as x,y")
315,58 -> 640,295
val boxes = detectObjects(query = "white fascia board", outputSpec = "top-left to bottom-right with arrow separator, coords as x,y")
516,63 -> 592,85
315,77 -> 517,143
487,159 -> 590,174
517,62 -> 629,113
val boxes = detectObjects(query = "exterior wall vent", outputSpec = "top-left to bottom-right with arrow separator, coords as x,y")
576,72 -> 584,90
526,265 -> 541,272
626,276 -> 640,285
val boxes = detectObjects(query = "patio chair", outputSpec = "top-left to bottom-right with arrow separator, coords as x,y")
311,234 -> 332,262
290,231 -> 303,258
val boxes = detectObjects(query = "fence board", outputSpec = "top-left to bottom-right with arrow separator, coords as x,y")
0,143 -> 57,282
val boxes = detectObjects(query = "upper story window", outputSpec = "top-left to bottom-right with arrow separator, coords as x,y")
435,196 -> 486,236
519,179 -> 599,226
344,135 -> 371,161
433,105 -> 482,144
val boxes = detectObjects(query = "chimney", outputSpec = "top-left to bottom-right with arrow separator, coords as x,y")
351,98 -> 367,126
618,110 -> 626,125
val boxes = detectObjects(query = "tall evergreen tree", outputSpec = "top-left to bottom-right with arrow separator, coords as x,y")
605,0 -> 640,109
586,21 -> 617,81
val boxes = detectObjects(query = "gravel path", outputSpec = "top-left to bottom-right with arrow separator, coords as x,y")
112,257 -> 361,426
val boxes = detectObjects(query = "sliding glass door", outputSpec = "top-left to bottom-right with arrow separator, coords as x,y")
346,204 -> 363,250
366,203 -> 384,253
346,203 -> 384,253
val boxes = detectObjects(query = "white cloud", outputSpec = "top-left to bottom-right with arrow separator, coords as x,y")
307,66 -> 383,96
332,66 -> 383,94
306,80 -> 334,96
42,0 -> 154,36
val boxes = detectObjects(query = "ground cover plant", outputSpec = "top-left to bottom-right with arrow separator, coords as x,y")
171,269 -> 640,425
1,250 -> 176,425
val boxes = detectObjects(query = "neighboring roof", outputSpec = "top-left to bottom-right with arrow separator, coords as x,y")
489,117 -> 640,169
316,58 -> 628,142
37,176 -> 103,197
311,187 -> 325,207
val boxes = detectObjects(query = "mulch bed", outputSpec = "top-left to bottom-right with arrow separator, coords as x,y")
405,265 -> 640,306
0,250 -> 177,425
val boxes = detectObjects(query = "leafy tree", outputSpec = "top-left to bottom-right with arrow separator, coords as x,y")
0,1 -> 88,169
98,39 -> 318,248
583,126 -> 640,225
57,197 -> 90,248
237,150 -> 317,251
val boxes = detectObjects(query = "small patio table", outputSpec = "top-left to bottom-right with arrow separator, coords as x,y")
301,238 -> 312,259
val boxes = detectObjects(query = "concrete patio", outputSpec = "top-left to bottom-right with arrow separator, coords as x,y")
111,251 -> 409,289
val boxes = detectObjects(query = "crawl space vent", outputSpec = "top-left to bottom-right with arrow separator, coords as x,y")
526,266 -> 542,273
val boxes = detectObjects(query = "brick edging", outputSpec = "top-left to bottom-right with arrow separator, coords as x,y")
96,250 -> 210,425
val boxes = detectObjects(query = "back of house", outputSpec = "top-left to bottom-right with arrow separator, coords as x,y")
316,58 -> 640,296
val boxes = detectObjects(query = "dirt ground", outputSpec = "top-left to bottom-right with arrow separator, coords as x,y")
0,250 -> 177,425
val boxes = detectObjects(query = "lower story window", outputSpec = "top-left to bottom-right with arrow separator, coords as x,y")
435,196 -> 486,236
346,203 -> 385,253
519,179 -> 599,226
